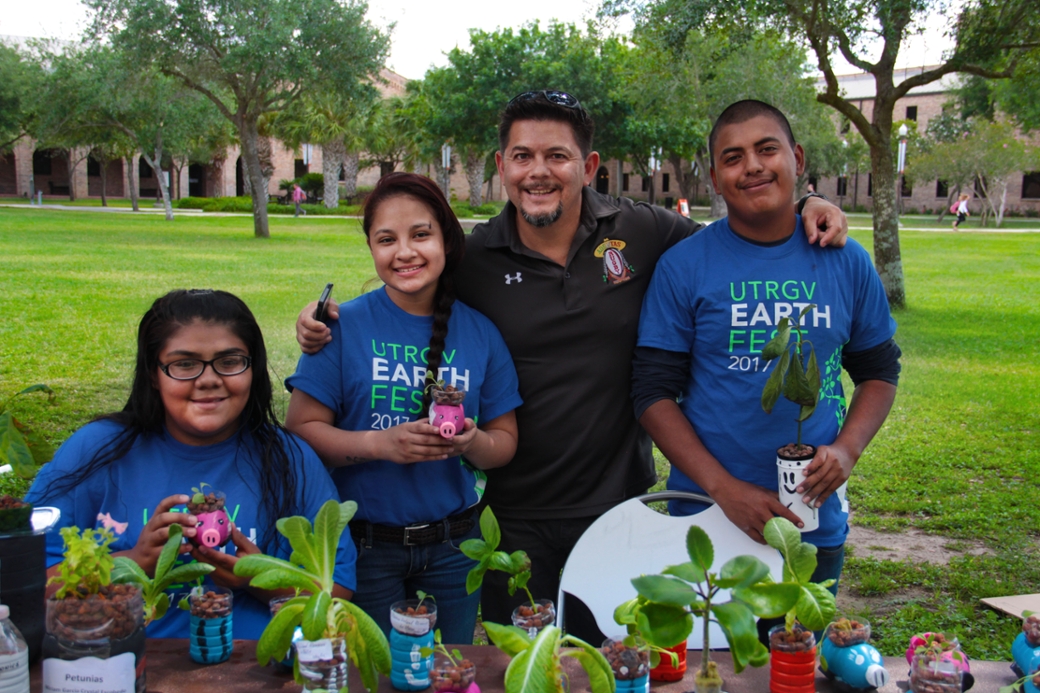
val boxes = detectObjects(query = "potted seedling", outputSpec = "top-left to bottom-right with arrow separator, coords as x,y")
425,373 -> 467,440
620,522 -> 801,693
906,633 -> 970,693
186,482 -> 232,548
389,591 -> 438,691
762,517 -> 837,693
761,307 -> 822,532
234,499 -> 391,693
422,629 -> 477,693
461,507 -> 554,637
611,600 -> 685,683
819,617 -> 889,689
42,526 -> 146,693
600,635 -> 650,693
483,621 -> 614,693
1012,612 -> 1040,693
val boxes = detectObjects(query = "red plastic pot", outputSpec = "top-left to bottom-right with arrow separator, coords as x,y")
769,647 -> 817,693
649,642 -> 687,682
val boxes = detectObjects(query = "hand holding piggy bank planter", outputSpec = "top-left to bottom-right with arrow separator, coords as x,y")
819,619 -> 889,690
186,483 -> 231,549
428,385 -> 466,440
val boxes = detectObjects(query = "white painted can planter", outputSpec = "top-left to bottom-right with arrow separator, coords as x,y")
776,451 -> 819,533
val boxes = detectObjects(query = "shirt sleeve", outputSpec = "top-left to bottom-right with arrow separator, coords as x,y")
651,204 -> 703,254
475,321 -> 523,424
285,320 -> 346,414
636,248 -> 697,354
631,347 -> 691,419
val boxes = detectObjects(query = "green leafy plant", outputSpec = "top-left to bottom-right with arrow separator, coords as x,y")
416,589 -> 435,610
233,499 -> 390,693
460,506 -> 534,605
421,628 -> 464,666
48,525 -> 116,598
0,384 -> 55,478
763,517 -> 837,634
111,524 -> 215,625
761,306 -> 820,450
190,482 -> 212,506
483,621 -> 615,693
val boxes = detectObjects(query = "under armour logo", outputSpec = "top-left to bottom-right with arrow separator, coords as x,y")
504,272 -> 523,284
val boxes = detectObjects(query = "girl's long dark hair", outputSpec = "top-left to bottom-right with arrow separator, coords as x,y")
38,289 -> 300,554
362,172 -> 466,412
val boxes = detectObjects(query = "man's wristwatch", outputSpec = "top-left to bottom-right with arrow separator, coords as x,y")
796,192 -> 829,216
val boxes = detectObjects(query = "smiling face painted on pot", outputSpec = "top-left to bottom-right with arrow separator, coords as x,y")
367,194 -> 446,314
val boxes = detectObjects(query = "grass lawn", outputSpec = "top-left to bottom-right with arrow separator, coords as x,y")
2,207 -> 1038,658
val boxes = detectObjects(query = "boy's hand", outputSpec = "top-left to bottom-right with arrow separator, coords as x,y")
802,196 -> 848,248
296,299 -> 340,354
797,444 -> 855,507
714,478 -> 805,544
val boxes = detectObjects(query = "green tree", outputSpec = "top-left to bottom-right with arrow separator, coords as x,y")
609,0 -> 1040,308
88,0 -> 388,237
0,43 -> 42,153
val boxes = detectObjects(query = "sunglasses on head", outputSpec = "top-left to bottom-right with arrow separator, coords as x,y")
507,90 -> 584,111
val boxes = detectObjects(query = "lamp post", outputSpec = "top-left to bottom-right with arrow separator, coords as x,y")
647,147 -> 661,206
897,124 -> 908,219
440,143 -> 452,200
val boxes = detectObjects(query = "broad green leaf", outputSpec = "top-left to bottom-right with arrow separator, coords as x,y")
313,500 -> 342,590
302,591 -> 332,640
504,627 -> 558,693
632,575 -> 699,606
761,318 -> 791,360
22,427 -> 54,466
637,602 -> 691,648
154,524 -> 183,584
793,583 -> 836,631
712,600 -> 766,673
782,350 -> 816,406
0,412 -> 35,478
732,583 -> 800,618
479,506 -> 501,551
685,526 -> 714,572
562,636 -> 617,693
512,570 -> 530,592
337,500 -> 357,537
256,599 -> 306,665
509,551 -> 531,574
716,555 -> 769,589
805,347 -> 820,398
613,598 -> 640,626
662,562 -> 706,584
340,599 -> 391,675
483,621 -> 532,656
748,645 -> 771,668
797,403 -> 817,422
459,538 -> 487,560
763,518 -> 817,583
152,592 -> 171,622
465,556 -> 490,595
797,304 -> 815,320
15,384 -> 53,398
111,556 -> 148,585
489,552 -> 514,573
276,515 -> 317,569
157,562 -> 215,591
245,567 -> 321,594
761,350 -> 790,414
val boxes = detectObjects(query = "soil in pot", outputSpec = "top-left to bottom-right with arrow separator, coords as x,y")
777,443 -> 815,459
1025,614 -> 1040,647
769,624 -> 816,693
431,654 -> 476,693
826,618 -> 871,647
600,638 -> 649,680
511,599 -> 555,638
186,490 -> 231,548
430,385 -> 466,406
909,652 -> 963,693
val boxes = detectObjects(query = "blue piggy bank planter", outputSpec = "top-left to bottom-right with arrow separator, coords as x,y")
820,638 -> 889,690
1011,632 -> 1040,693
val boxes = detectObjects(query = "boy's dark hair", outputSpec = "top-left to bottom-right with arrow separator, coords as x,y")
37,289 -> 302,555
362,172 -> 465,412
708,99 -> 797,164
498,90 -> 595,158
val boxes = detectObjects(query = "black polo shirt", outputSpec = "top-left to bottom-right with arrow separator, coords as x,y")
454,187 -> 701,520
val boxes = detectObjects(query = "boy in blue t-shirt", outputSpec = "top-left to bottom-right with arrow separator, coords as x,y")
633,100 -> 900,593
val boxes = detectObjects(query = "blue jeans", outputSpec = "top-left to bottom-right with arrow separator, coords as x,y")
351,522 -> 481,645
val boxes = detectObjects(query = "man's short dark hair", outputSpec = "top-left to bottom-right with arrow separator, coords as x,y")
498,91 -> 595,157
708,100 -> 797,164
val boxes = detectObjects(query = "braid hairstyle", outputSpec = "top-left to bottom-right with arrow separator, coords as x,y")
37,289 -> 300,555
362,172 -> 466,414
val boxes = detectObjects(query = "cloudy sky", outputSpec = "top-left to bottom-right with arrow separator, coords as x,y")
1,0 -> 952,81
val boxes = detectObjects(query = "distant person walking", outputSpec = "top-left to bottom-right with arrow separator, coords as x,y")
293,183 -> 306,217
952,193 -> 970,231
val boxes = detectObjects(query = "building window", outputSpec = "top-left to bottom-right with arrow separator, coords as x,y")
87,156 -> 100,177
139,157 -> 153,179
641,175 -> 651,192
1022,172 -> 1040,199
936,180 -> 949,198
622,173 -> 629,191
906,106 -> 918,121
295,159 -> 308,178
662,173 -> 670,192
33,151 -> 52,176
836,176 -> 848,197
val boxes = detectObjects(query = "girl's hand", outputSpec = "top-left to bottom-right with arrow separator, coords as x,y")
450,419 -> 480,456
190,526 -> 259,590
378,420 -> 455,463
125,494 -> 197,576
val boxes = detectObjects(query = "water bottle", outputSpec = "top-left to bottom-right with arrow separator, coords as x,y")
0,604 -> 29,693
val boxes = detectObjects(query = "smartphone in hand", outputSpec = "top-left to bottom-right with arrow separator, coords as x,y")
314,283 -> 334,322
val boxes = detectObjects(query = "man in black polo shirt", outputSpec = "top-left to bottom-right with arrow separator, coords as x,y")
295,90 -> 848,636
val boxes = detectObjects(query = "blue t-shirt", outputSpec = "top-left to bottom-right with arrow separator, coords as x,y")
26,420 -> 356,639
637,217 -> 897,546
286,288 -> 522,526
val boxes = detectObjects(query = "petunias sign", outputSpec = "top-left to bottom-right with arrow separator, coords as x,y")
43,653 -> 135,693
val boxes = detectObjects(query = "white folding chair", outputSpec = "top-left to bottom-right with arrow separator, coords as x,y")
556,491 -> 784,650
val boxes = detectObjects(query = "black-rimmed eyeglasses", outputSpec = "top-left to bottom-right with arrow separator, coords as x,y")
159,355 -> 252,380
507,90 -> 585,112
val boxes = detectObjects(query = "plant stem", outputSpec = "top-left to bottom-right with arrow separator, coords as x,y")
700,591 -> 712,677
797,418 -> 803,448
523,587 -> 536,609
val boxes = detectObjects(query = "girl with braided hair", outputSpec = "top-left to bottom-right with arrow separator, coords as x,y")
285,172 -> 521,643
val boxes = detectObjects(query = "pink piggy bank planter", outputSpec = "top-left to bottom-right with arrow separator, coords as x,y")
186,488 -> 232,548
428,386 -> 467,440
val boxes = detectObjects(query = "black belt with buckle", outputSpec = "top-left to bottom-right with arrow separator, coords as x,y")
350,507 -> 475,546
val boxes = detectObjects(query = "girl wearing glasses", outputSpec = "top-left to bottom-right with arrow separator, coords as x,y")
26,289 -> 356,638
284,173 -> 521,643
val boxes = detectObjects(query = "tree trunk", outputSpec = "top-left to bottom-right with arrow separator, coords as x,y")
434,155 -> 453,202
141,144 -> 174,222
484,176 -> 493,203
464,150 -> 485,208
322,139 -> 346,209
98,155 -> 108,207
257,136 -> 274,200
867,141 -> 906,308
695,151 -> 726,218
647,172 -> 656,206
852,168 -> 860,212
342,152 -> 359,201
126,154 -> 140,212
62,150 -> 77,201
937,185 -> 958,222
379,161 -> 395,178
668,154 -> 696,201
239,117 -> 271,238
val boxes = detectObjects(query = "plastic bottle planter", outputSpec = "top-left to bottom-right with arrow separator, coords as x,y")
1012,614 -> 1040,693
269,596 -> 303,673
431,653 -> 477,693
389,599 -> 437,691
769,624 -> 817,693
511,600 -> 555,639
776,448 -> 819,532
297,637 -> 348,692
186,491 -> 231,549
601,638 -> 650,693
649,642 -> 687,682
819,620 -> 889,690
42,585 -> 146,693
188,587 -> 233,665
905,634 -> 973,693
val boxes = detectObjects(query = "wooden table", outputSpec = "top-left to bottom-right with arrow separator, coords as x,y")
30,640 -> 1020,692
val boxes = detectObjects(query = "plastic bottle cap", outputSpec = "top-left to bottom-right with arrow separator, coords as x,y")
0,605 -> 8,620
